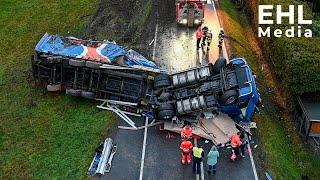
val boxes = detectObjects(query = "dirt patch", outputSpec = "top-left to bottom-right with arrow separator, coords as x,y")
83,0 -> 153,43
82,0 -> 177,60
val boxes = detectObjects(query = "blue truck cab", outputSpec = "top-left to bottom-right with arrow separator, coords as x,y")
221,58 -> 260,123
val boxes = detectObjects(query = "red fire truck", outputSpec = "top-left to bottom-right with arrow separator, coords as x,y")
176,0 -> 206,27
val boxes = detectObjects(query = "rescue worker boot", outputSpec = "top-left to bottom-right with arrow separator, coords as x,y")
181,153 -> 187,165
187,153 -> 191,164
230,150 -> 237,161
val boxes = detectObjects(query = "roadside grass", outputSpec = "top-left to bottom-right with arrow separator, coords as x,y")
132,0 -> 154,42
218,1 -> 320,179
0,0 -> 116,179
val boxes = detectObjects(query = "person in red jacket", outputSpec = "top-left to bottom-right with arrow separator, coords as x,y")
195,26 -> 203,49
230,132 -> 242,160
181,124 -> 193,139
180,139 -> 193,164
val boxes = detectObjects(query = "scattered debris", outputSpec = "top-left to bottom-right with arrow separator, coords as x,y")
266,87 -> 273,94
149,39 -> 155,46
265,171 -> 273,180
88,138 -> 117,176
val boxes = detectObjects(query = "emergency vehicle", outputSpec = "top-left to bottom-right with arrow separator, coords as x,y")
175,0 -> 206,27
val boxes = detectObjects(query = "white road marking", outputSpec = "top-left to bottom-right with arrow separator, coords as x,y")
210,0 -> 229,60
209,1 -> 259,179
139,117 -> 149,180
152,24 -> 159,61
247,143 -> 259,180
200,159 -> 204,180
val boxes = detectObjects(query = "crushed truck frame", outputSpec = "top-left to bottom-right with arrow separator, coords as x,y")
31,31 -> 260,141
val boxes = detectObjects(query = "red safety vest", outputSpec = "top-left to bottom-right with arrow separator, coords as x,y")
196,30 -> 203,39
230,134 -> 242,148
181,126 -> 193,139
180,141 -> 193,153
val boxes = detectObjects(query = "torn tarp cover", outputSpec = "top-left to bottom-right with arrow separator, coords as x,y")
35,33 -> 159,69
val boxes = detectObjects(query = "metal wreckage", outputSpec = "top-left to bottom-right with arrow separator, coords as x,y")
31,30 -> 261,175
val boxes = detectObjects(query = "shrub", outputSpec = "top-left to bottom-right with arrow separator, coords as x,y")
246,0 -> 320,95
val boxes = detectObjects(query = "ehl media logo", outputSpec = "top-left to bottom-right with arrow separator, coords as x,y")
258,5 -> 313,38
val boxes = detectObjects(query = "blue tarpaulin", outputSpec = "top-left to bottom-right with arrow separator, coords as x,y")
35,33 -> 159,69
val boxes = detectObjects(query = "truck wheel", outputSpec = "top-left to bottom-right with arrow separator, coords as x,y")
66,88 -> 81,96
47,84 -> 62,92
155,73 -> 170,82
158,110 -> 175,120
154,73 -> 171,88
85,61 -> 102,69
211,57 -> 226,75
158,103 -> 174,111
158,92 -> 172,102
81,91 -> 95,99
155,79 -> 171,89
69,59 -> 85,67
220,90 -> 238,105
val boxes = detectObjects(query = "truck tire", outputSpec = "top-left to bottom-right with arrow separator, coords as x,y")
69,59 -> 85,67
47,84 -> 62,92
211,57 -> 226,75
220,90 -> 238,105
154,79 -> 171,89
85,61 -> 102,69
158,92 -> 172,102
158,110 -> 175,120
154,73 -> 171,88
81,91 -> 95,99
158,103 -> 174,111
155,73 -> 170,82
66,88 -> 81,96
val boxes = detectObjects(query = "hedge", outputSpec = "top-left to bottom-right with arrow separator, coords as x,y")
246,0 -> 320,95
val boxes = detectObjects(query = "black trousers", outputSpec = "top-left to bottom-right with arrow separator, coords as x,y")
232,146 -> 240,156
196,38 -> 201,48
193,158 -> 202,174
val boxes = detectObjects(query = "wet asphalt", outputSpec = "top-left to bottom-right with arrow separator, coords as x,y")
101,117 -> 256,180
155,0 -> 228,73
101,117 -> 145,180
100,1 -> 257,179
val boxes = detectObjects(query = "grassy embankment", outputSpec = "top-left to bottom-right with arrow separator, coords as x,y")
0,1 -> 116,179
218,1 -> 320,179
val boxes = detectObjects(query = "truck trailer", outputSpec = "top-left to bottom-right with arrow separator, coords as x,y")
31,32 -> 260,131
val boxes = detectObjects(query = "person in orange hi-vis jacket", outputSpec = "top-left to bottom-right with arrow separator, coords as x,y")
181,124 -> 193,139
230,132 -> 242,160
180,138 -> 193,164
195,26 -> 203,49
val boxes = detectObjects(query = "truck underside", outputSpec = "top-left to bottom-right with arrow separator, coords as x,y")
31,32 -> 260,142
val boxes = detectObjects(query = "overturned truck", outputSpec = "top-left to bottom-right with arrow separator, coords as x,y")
31,33 -> 260,126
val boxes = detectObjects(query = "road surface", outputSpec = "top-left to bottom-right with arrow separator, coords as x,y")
101,0 -> 258,179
